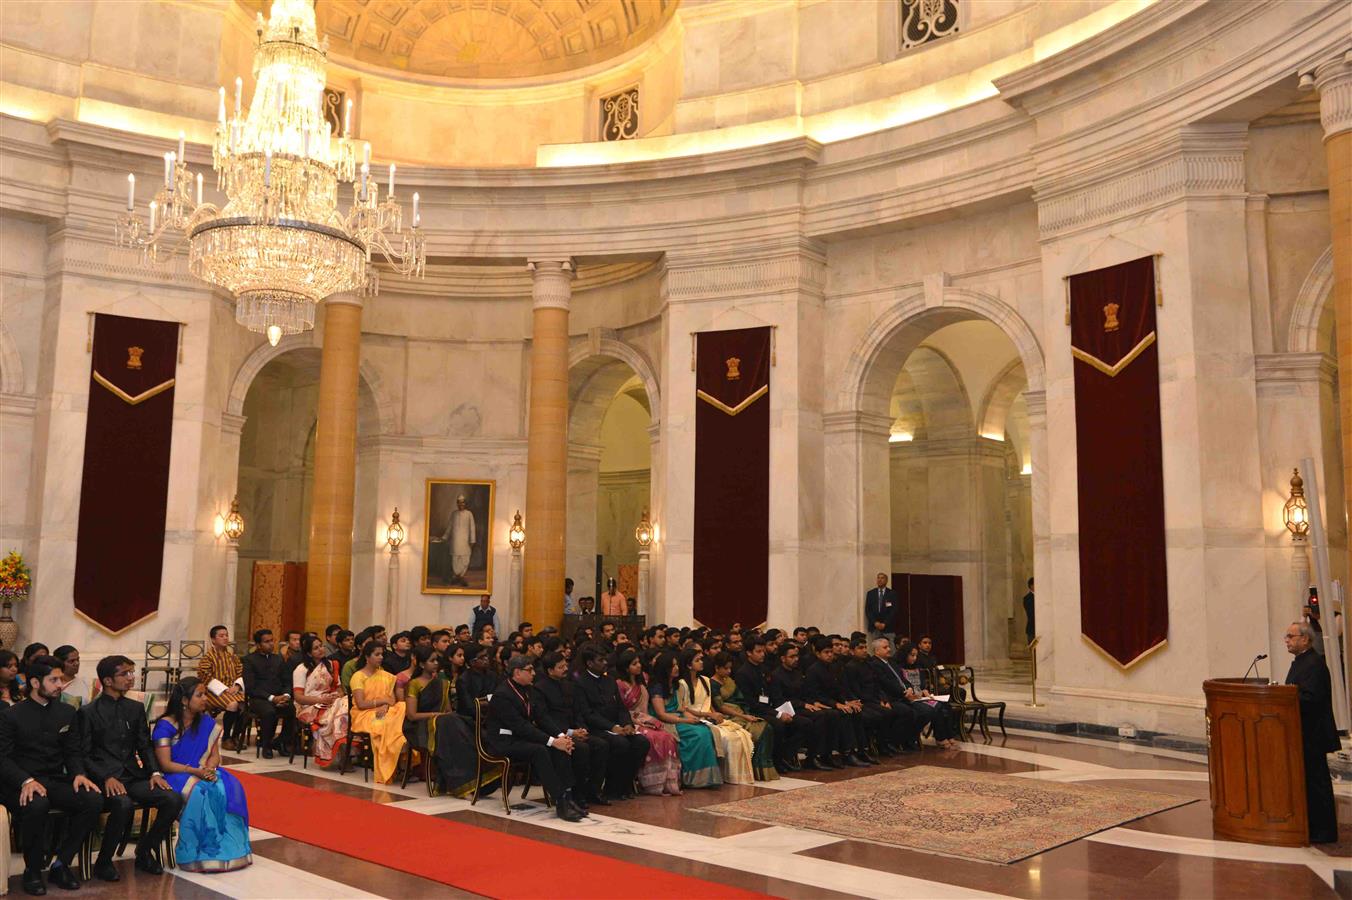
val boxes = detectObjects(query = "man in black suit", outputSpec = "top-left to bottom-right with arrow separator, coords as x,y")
864,572 -> 899,642
532,651 -> 609,809
80,655 -> 184,880
869,637 -> 921,750
1022,577 -> 1036,645
573,645 -> 649,800
734,637 -> 806,771
0,655 -> 104,895
484,656 -> 585,821
242,628 -> 296,758
1284,621 -> 1340,843
803,637 -> 874,767
846,636 -> 914,755
769,643 -> 838,770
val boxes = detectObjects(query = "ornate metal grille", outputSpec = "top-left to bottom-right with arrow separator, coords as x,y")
900,0 -> 961,50
322,87 -> 345,138
600,87 -> 640,142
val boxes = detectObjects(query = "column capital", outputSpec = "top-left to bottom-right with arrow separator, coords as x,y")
527,258 -> 575,310
323,291 -> 364,310
1302,49 -> 1352,141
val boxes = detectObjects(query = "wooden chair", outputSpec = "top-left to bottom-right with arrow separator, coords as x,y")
953,666 -> 1006,739
470,697 -> 540,814
175,640 -> 206,681
398,739 -> 437,797
338,687 -> 374,782
141,641 -> 174,693
930,665 -> 965,740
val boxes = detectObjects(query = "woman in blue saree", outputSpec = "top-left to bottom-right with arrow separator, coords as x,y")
152,677 -> 252,873
649,651 -> 723,788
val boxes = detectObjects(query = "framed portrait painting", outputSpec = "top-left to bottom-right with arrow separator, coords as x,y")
422,478 -> 495,595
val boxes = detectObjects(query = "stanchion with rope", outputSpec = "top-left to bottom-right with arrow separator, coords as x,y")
1026,635 -> 1044,708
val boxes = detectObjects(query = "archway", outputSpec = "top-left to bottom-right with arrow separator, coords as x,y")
835,288 -> 1045,666
567,342 -> 659,612
229,347 -> 380,634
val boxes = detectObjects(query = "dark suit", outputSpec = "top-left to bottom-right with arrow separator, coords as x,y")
1286,648 -> 1339,842
735,660 -> 806,767
242,650 -> 296,751
484,679 -> 573,801
574,670 -> 650,798
456,668 -> 497,716
865,586 -> 899,634
0,698 -> 103,873
848,656 -> 916,748
533,675 -> 608,801
769,665 -> 832,759
1022,591 -> 1036,643
804,659 -> 867,754
79,693 -> 184,865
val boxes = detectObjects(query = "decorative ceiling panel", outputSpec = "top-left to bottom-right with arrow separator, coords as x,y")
312,0 -> 677,79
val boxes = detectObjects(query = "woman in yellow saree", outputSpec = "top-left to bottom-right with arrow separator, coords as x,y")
349,641 -> 407,783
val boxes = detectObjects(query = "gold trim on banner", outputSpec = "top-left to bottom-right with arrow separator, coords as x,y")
74,606 -> 159,637
697,384 -> 768,416
93,371 -> 176,405
1082,633 -> 1168,671
1070,332 -> 1156,377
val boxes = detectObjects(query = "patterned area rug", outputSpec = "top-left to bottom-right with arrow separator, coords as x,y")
697,766 -> 1196,864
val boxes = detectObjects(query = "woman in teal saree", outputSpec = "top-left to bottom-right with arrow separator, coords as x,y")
152,678 -> 252,873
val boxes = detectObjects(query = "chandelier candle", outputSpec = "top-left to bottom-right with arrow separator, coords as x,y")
113,0 -> 424,342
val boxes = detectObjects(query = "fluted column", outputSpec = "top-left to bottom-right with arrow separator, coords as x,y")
1310,53 -> 1352,572
305,294 -> 363,632
524,259 -> 574,628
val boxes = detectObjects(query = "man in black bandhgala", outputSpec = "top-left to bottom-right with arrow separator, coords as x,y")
1284,621 -> 1340,844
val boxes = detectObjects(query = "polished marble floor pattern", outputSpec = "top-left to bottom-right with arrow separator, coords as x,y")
7,729 -> 1349,899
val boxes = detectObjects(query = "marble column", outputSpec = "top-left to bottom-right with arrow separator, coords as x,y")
523,259 -> 573,628
305,294 -> 363,633
1309,53 -> 1352,586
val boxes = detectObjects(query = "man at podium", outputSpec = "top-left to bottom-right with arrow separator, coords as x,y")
1285,621 -> 1340,843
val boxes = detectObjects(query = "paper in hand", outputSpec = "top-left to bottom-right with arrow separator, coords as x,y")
775,701 -> 795,717
207,678 -> 229,697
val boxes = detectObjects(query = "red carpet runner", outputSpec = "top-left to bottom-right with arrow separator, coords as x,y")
233,770 -> 767,899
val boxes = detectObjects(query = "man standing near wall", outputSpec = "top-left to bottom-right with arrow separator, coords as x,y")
864,573 -> 897,643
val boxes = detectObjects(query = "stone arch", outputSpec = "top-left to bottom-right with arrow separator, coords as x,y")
0,319 -> 23,395
568,337 -> 662,445
838,287 -> 1045,418
225,331 -> 397,434
978,358 -> 1029,443
1288,245 -> 1335,354
892,345 -> 974,441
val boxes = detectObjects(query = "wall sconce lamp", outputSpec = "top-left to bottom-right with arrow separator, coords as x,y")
1284,468 -> 1309,541
635,509 -> 653,548
385,507 -> 405,552
509,510 -> 526,550
221,496 -> 245,542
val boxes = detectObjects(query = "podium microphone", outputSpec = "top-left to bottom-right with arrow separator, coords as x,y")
1242,653 -> 1268,682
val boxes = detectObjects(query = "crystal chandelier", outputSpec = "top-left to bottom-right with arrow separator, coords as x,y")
115,0 -> 425,346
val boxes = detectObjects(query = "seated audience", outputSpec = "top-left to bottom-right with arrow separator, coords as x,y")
80,655 -> 185,880
915,635 -> 937,670
0,655 -> 103,895
410,626 -> 433,650
323,624 -> 343,658
53,646 -> 93,708
533,651 -> 609,808
803,637 -> 875,767
709,652 -> 778,781
735,638 -> 808,773
852,638 -> 917,754
895,640 -> 959,749
678,649 -> 756,784
198,625 -> 247,751
242,629 -> 296,759
769,642 -> 839,771
649,651 -> 723,788
341,627 -> 379,690
383,631 -> 414,676
574,645 -> 651,800
614,650 -> 682,795
349,641 -> 408,783
293,634 -> 348,767
401,646 -> 448,784
0,649 -> 20,706
484,655 -> 584,821
152,678 -> 251,872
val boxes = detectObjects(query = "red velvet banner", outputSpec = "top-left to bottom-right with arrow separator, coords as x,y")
1070,256 -> 1168,668
693,326 -> 771,629
74,313 -> 179,634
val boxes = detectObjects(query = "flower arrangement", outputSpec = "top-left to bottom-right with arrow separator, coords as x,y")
0,549 -> 31,599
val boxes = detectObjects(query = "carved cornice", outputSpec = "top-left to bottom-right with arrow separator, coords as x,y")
822,410 -> 893,437
663,240 -> 826,304
1035,126 -> 1247,239
45,232 -> 203,288
1253,352 -> 1337,388
0,392 -> 38,416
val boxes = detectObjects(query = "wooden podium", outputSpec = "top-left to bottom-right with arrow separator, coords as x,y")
1203,678 -> 1308,846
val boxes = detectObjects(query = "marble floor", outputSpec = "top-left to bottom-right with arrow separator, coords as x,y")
6,729 -> 1349,899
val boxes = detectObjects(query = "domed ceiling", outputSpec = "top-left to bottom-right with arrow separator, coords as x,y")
312,0 -> 679,80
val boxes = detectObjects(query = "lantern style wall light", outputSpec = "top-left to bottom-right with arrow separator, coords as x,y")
222,496 -> 245,542
509,510 -> 526,550
635,509 -> 653,548
385,508 -> 405,552
1284,468 -> 1310,541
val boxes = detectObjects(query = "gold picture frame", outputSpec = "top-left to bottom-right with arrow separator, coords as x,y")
421,478 -> 495,595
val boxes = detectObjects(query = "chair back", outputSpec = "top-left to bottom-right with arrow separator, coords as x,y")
144,640 -> 171,664
177,640 -> 205,671
472,697 -> 503,761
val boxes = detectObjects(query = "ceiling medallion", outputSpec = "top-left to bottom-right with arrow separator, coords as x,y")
115,0 -> 425,346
